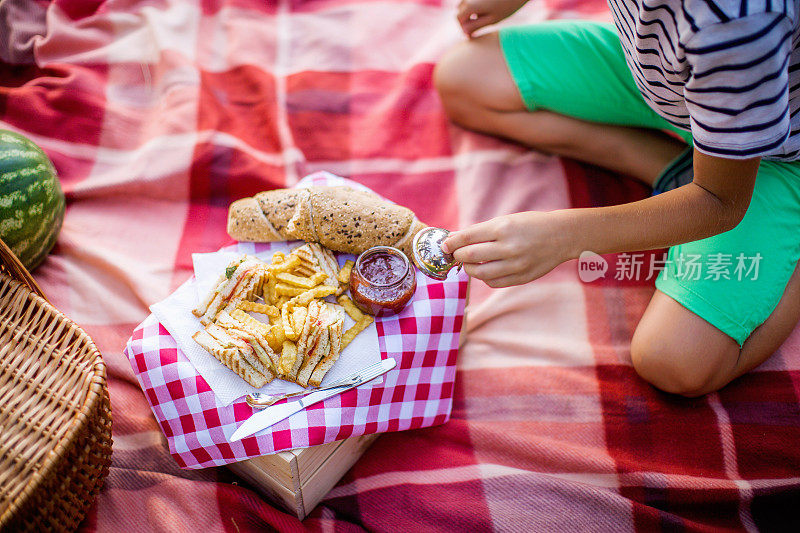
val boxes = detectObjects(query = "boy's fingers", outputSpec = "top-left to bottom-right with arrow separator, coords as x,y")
483,273 -> 528,288
456,1 -> 483,21
456,4 -> 476,24
459,14 -> 494,37
442,231 -> 471,253
443,221 -> 498,253
451,241 -> 502,264
463,262 -> 530,288
462,259 -> 515,281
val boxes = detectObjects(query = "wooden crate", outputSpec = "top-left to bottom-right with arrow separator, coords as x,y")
228,433 -> 379,519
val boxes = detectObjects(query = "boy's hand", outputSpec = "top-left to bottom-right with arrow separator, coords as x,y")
457,0 -> 530,38
442,211 -> 571,287
441,150 -> 760,289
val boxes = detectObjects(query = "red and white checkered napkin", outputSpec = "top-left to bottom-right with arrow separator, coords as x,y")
124,172 -> 468,469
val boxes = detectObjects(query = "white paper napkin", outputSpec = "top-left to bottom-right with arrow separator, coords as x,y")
150,244 -> 381,406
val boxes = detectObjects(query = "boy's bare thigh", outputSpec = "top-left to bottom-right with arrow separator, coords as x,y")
434,32 -> 526,113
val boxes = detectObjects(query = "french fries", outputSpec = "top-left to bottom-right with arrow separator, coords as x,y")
237,301 -> 279,317
337,260 -> 354,284
342,316 -> 373,348
265,321 -> 287,352
266,275 -> 278,304
194,243 -> 376,389
289,285 -> 337,308
231,309 -> 271,335
275,283 -> 308,297
281,303 -> 299,341
269,254 -> 301,273
279,340 -> 298,375
337,294 -> 364,322
276,271 -> 327,288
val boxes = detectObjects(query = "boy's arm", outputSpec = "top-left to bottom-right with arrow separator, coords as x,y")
443,149 -> 760,287
571,150 -> 759,254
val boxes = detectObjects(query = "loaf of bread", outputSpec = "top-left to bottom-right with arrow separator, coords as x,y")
227,186 -> 427,258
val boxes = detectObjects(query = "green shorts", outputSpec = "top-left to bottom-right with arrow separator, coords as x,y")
500,21 -> 800,345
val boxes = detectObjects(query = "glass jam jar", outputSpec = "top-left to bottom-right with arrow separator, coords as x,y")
349,246 -> 417,316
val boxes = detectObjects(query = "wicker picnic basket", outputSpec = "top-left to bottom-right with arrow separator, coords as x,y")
0,237 -> 113,532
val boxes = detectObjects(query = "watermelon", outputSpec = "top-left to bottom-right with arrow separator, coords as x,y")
0,130 -> 65,271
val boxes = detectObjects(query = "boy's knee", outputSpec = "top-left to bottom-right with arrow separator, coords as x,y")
433,44 -> 465,96
434,43 -> 477,125
630,327 -> 728,397
435,32 -> 528,133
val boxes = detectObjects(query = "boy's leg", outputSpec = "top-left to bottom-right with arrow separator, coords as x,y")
632,263 -> 800,397
435,21 -> 800,396
434,25 -> 689,185
632,160 -> 800,396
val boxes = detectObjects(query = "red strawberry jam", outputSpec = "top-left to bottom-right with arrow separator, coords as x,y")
349,246 -> 417,316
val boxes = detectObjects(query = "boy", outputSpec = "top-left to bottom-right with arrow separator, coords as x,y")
435,0 -> 800,396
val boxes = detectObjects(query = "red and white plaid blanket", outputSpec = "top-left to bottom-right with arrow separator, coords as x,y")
4,0 -> 799,531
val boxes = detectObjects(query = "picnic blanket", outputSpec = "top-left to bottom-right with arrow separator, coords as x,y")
2,0 -> 799,531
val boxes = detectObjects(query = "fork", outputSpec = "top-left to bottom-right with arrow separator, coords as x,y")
245,373 -> 363,410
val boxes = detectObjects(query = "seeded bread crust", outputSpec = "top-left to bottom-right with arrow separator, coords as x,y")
227,186 -> 427,258
226,197 -> 282,242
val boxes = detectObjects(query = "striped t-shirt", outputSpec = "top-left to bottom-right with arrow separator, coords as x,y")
609,0 -> 800,160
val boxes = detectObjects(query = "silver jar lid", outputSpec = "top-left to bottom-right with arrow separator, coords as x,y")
411,227 -> 461,280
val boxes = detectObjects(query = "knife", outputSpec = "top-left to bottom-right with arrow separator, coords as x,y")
229,357 -> 397,442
